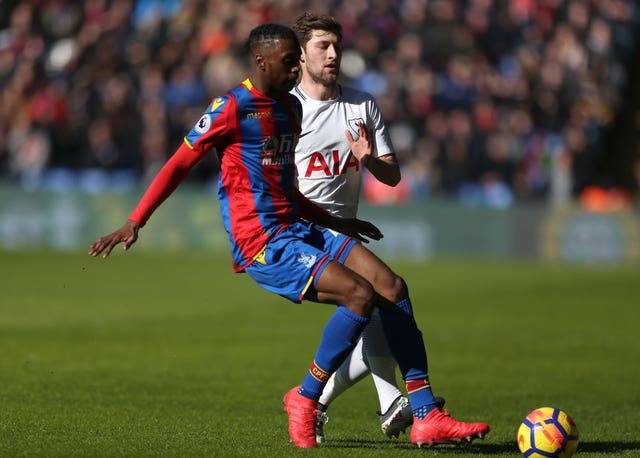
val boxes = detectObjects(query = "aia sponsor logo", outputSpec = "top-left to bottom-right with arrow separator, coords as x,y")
303,150 -> 359,177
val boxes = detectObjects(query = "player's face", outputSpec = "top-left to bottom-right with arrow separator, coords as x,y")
258,38 -> 301,98
300,30 -> 342,86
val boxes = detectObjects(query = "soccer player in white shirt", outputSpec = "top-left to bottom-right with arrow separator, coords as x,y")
291,12 -> 444,441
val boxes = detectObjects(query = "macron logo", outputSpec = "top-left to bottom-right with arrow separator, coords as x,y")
247,112 -> 272,119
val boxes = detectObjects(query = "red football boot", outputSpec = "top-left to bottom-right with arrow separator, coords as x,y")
411,407 -> 490,447
282,386 -> 318,448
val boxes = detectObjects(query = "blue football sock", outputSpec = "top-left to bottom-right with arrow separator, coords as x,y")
299,306 -> 369,400
406,379 -> 438,418
379,298 -> 437,413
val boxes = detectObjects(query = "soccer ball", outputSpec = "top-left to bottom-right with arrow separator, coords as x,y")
517,407 -> 579,457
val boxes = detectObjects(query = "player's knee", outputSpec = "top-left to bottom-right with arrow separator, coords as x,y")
378,273 -> 407,304
346,280 -> 375,318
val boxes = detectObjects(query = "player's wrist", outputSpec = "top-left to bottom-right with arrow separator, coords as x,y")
360,154 -> 371,167
126,219 -> 141,233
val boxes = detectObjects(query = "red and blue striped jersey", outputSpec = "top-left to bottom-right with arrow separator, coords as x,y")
130,79 -> 333,272
187,79 -> 304,271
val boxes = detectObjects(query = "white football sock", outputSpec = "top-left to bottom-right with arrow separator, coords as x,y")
318,336 -> 370,407
363,308 -> 403,414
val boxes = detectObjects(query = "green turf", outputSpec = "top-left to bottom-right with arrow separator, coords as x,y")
0,250 -> 638,457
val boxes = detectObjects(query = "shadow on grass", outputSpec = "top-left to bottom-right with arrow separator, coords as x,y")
323,439 -> 513,453
577,441 -> 640,454
323,439 -> 640,454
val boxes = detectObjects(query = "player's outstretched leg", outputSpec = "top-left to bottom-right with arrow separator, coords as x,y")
410,407 -> 490,447
284,306 -> 370,448
378,296 -> 490,445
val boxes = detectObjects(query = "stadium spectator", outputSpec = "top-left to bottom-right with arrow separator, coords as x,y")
0,0 -> 638,204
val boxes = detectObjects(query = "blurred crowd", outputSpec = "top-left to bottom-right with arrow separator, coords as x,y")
0,0 -> 639,207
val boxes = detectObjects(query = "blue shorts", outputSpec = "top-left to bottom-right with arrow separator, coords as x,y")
244,221 -> 357,303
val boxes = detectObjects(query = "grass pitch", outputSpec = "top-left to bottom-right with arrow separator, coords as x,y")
0,250 -> 638,457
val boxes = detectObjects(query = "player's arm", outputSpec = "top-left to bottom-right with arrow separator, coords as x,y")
294,187 -> 333,225
294,188 -> 383,243
346,121 -> 401,186
363,153 -> 400,187
89,142 -> 204,258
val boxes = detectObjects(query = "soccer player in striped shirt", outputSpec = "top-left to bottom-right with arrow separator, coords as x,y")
89,22 -> 488,449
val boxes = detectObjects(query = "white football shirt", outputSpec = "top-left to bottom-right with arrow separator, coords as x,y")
292,85 -> 395,218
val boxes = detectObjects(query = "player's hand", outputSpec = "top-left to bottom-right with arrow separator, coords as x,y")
346,121 -> 372,164
89,220 -> 140,259
330,217 -> 383,244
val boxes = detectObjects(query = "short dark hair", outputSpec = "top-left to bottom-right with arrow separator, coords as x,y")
292,12 -> 342,49
246,23 -> 299,54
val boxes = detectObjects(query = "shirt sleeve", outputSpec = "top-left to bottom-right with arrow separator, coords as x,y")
129,141 -> 207,226
185,95 -> 235,154
367,96 -> 395,158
